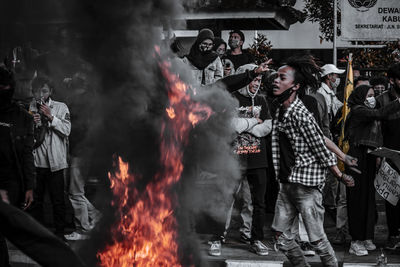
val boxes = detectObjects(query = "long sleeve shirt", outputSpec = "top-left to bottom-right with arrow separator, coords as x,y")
272,97 -> 337,188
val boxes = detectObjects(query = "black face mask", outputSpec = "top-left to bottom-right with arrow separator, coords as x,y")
0,88 -> 14,108
272,86 -> 294,106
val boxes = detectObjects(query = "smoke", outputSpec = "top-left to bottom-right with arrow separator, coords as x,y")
63,0 -> 242,266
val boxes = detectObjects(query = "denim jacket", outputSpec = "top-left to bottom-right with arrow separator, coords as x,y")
346,100 -> 400,148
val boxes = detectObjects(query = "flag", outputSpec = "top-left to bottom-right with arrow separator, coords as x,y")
337,54 -> 353,171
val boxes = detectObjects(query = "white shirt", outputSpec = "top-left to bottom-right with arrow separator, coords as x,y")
317,82 -> 343,118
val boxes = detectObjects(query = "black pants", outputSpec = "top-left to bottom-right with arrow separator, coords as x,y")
33,168 -> 65,235
386,200 -> 400,237
0,199 -> 85,267
346,146 -> 377,241
246,168 -> 267,241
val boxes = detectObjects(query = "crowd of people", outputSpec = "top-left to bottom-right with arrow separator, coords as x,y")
175,28 -> 400,266
1,26 -> 400,267
0,30 -> 101,266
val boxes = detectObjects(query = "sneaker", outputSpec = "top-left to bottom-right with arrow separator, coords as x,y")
332,229 -> 346,245
88,212 -> 103,230
385,235 -> 400,250
349,240 -> 368,256
250,240 -> 269,256
240,233 -> 251,244
208,240 -> 221,256
363,240 -> 376,250
64,232 -> 90,241
300,242 -> 316,256
264,239 -> 279,252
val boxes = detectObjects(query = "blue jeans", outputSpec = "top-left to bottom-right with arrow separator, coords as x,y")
272,183 -> 338,267
69,157 -> 100,233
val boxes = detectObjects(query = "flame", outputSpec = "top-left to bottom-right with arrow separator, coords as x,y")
166,107 -> 176,119
97,48 -> 213,266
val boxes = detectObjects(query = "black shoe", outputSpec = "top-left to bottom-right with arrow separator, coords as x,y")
240,233 -> 251,244
299,242 -> 316,256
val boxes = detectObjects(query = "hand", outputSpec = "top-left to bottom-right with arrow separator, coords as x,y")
39,103 -> 53,121
24,190 -> 33,210
254,59 -> 272,74
339,173 -> 355,187
0,190 -> 9,204
33,113 -> 41,125
257,118 -> 263,124
344,154 -> 358,167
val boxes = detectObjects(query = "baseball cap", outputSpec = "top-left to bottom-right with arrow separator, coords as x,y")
320,64 -> 345,77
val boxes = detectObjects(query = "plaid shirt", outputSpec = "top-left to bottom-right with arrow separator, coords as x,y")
272,97 -> 337,188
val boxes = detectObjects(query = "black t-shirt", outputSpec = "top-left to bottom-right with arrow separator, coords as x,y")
224,50 -> 255,71
233,92 -> 271,169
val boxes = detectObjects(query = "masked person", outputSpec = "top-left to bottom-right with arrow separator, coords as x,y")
30,75 -> 71,241
345,85 -> 400,256
370,76 -> 388,97
182,28 -> 223,86
270,56 -> 354,267
377,63 -> 400,250
0,66 -> 34,266
212,37 -> 227,58
224,30 -> 255,71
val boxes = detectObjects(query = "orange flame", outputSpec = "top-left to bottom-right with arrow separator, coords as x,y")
97,48 -> 213,266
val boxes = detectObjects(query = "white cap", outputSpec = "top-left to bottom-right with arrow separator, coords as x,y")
320,64 -> 345,77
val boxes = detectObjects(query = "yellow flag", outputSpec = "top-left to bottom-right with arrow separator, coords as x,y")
337,54 -> 353,171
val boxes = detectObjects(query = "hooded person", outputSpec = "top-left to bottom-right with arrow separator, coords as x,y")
212,37 -> 227,58
230,63 -> 272,255
344,84 -> 400,256
182,28 -> 223,86
0,66 -> 35,266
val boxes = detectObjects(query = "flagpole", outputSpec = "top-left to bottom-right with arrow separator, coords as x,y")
333,0 -> 337,65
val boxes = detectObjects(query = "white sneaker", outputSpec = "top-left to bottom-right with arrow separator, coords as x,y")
208,240 -> 221,256
64,232 -> 90,241
250,240 -> 269,256
363,239 -> 376,250
349,240 -> 368,256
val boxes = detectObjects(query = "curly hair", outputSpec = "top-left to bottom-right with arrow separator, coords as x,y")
282,55 -> 321,97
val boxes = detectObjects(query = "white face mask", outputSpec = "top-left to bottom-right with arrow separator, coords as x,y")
364,96 -> 376,108
332,77 -> 340,89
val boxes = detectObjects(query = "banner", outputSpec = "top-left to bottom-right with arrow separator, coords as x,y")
341,0 -> 400,40
337,54 -> 353,171
374,158 -> 400,206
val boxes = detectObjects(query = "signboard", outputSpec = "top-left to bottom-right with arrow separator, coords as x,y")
374,159 -> 400,206
341,0 -> 400,40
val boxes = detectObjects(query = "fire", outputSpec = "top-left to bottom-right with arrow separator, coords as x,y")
97,48 -> 212,266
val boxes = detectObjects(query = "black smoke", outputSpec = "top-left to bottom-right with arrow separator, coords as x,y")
63,0 -> 242,266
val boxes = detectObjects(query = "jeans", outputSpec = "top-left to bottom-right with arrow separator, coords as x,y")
224,178 -> 253,238
69,157 -> 100,233
246,168 -> 267,242
336,182 -> 347,230
273,183 -> 338,267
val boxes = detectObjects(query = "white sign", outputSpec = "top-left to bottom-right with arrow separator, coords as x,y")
341,0 -> 400,40
374,159 -> 400,206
